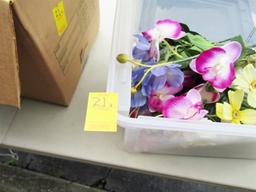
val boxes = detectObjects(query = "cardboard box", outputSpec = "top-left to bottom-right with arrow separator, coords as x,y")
0,0 -> 99,107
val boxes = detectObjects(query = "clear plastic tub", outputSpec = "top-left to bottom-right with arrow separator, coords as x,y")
107,0 -> 256,159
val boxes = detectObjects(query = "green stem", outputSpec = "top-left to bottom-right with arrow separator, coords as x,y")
175,45 -> 182,52
207,115 -> 217,117
135,69 -> 152,89
128,59 -> 152,68
163,40 -> 183,59
207,116 -> 217,122
134,54 -> 199,88
181,40 -> 193,46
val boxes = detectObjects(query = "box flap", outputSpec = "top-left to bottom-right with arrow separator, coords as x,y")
0,0 -> 20,107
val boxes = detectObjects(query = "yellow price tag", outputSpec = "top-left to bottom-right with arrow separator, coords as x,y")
84,93 -> 118,132
52,1 -> 68,36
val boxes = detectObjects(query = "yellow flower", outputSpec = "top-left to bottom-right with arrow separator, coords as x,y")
232,64 -> 256,108
216,90 -> 256,125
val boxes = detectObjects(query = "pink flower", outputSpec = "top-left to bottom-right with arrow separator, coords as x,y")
162,89 -> 208,120
194,84 -> 220,104
142,19 -> 185,42
148,84 -> 183,113
190,42 -> 242,91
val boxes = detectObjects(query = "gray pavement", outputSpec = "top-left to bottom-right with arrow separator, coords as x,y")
0,148 -> 253,192
0,163 -> 103,192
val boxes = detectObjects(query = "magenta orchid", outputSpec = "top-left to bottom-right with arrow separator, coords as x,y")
142,19 -> 186,42
190,42 -> 242,91
142,19 -> 186,61
162,89 -> 208,120
148,83 -> 183,113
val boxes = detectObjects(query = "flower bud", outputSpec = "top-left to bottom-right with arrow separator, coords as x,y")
131,87 -> 137,94
116,54 -> 129,63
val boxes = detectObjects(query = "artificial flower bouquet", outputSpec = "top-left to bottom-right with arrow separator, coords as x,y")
117,19 -> 256,125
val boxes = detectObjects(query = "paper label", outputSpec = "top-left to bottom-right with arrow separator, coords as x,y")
84,93 -> 118,132
53,1 -> 68,36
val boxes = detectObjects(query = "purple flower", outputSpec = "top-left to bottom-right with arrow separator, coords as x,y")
150,64 -> 184,90
139,64 -> 184,97
132,34 -> 159,63
131,67 -> 145,87
131,64 -> 184,108
131,90 -> 147,108
131,68 -> 147,108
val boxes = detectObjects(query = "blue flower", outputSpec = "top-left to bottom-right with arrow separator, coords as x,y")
132,34 -> 159,63
150,64 -> 184,89
140,64 -> 184,97
131,67 -> 145,87
131,68 -> 147,108
131,64 -> 184,108
131,91 -> 147,108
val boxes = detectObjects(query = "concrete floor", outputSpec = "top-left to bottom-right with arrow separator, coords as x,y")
0,148 -> 253,192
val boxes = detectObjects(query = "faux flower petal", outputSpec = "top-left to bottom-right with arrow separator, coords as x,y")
152,76 -> 167,90
156,19 -> 185,40
223,102 -> 233,121
132,47 -> 148,60
248,90 -> 256,108
142,29 -> 156,42
166,68 -> 184,88
148,84 -> 181,112
149,40 -> 160,62
132,68 -> 145,86
142,19 -> 185,41
162,90 -> 206,120
142,73 -> 154,86
132,34 -> 156,62
189,59 -> 198,73
141,85 -> 153,97
216,103 -> 224,119
162,96 -> 192,119
216,102 -> 232,121
148,95 -> 164,112
209,63 -> 235,89
190,110 -> 208,120
195,47 -> 226,74
232,74 -> 250,92
228,90 -> 244,111
163,84 -> 183,95
134,34 -> 150,50
151,66 -> 168,77
240,109 -> 256,125
186,89 -> 201,105
131,91 -> 147,108
222,41 -> 242,62
242,64 -> 256,83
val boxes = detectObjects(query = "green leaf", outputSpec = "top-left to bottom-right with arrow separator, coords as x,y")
164,50 -> 171,62
187,33 -> 214,51
219,35 -> 245,48
189,46 -> 202,53
180,51 -> 189,58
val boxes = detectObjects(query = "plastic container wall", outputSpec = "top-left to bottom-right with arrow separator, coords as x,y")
108,0 -> 256,159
